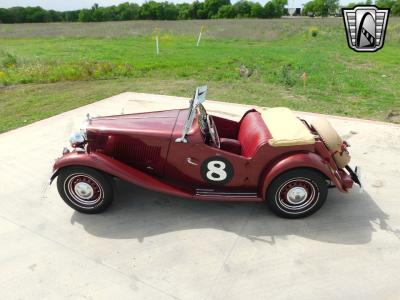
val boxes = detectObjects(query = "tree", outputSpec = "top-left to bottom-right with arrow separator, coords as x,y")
152,2 -> 179,20
303,0 -> 317,15
302,0 -> 338,17
264,1 -> 275,17
325,0 -> 339,16
376,0 -> 396,9
187,1 -> 208,19
234,1 -> 252,17
0,0 -> 302,23
176,3 -> 191,19
0,8 -> 13,23
251,3 -> 265,18
8,7 -> 26,23
25,7 -> 48,22
393,0 -> 400,15
63,10 -> 80,22
204,0 -> 231,18
272,0 -> 288,17
48,10 -> 62,22
117,2 -> 140,20
139,1 -> 159,20
217,4 -> 236,18
264,0 -> 287,18
78,9 -> 93,22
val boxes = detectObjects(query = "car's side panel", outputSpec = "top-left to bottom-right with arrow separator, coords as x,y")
88,132 -> 171,176
171,142 -> 251,187
165,111 -> 252,190
165,111 -> 323,194
53,152 -> 193,198
85,109 -> 180,177
260,151 -> 346,200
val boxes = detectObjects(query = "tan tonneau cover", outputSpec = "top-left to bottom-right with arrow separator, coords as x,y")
261,107 -> 315,147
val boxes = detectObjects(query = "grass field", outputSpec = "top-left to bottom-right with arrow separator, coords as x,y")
1,18 -> 400,132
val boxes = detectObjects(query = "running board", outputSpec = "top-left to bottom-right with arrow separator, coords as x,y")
194,189 -> 262,201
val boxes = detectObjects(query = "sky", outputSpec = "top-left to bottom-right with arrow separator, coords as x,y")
0,0 -> 354,10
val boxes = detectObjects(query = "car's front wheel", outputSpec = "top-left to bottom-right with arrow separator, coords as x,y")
266,169 -> 328,218
57,166 -> 114,214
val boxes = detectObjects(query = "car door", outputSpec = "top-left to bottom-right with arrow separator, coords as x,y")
165,139 -> 252,191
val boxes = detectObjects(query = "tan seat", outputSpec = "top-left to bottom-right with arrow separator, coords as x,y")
261,107 -> 315,147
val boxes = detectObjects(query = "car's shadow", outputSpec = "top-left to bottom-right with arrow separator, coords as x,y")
71,180 -> 395,245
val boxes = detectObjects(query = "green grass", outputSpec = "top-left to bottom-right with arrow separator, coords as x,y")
0,78 -> 307,132
1,18 -> 400,132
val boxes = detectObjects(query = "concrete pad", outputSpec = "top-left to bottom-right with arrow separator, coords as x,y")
0,92 -> 400,300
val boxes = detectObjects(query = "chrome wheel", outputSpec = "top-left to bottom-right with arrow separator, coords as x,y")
57,167 -> 114,214
267,169 -> 328,218
275,178 -> 319,214
65,174 -> 104,207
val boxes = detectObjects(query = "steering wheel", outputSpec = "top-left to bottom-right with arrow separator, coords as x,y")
206,114 -> 220,148
198,105 -> 208,135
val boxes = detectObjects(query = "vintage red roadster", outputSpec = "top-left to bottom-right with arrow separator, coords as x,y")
50,86 -> 360,218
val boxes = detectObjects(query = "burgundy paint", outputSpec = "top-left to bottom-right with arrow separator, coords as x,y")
53,108 -> 355,202
53,152 -> 192,198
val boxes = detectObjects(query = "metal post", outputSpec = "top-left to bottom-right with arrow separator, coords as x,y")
156,35 -> 159,55
197,26 -> 204,47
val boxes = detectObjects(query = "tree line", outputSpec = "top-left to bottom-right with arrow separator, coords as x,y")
364,0 -> 399,15
303,0 -> 400,16
1,0 -> 398,23
0,0 -> 288,23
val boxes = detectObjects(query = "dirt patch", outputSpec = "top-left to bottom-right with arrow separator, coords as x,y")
387,110 -> 400,124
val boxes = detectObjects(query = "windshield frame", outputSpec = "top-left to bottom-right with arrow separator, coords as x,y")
175,85 -> 207,143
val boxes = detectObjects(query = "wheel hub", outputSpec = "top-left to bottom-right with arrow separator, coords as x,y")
286,187 -> 308,204
74,182 -> 94,199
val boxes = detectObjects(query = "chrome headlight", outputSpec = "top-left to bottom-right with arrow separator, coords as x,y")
69,131 -> 86,147
80,119 -> 90,139
80,128 -> 87,140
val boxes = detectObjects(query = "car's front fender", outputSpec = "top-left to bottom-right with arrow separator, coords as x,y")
51,152 -> 192,199
260,152 -> 346,200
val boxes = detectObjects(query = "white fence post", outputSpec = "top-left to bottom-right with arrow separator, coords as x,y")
197,25 -> 204,47
154,27 -> 160,55
156,35 -> 159,55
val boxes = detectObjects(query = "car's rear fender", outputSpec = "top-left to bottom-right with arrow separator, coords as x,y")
260,152 -> 347,200
51,152 -> 192,199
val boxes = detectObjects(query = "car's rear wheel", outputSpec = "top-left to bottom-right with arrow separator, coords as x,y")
57,166 -> 113,214
266,169 -> 328,218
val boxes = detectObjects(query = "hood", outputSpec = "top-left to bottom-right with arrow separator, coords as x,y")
86,109 -> 180,137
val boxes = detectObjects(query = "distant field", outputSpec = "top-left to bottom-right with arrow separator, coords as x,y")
0,18 -> 344,39
1,18 -> 400,132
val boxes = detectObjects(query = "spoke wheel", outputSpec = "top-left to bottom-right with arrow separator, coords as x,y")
276,178 -> 317,212
57,167 -> 113,214
266,169 -> 328,218
66,174 -> 103,207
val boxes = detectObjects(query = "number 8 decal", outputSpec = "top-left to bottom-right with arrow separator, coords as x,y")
207,160 -> 227,181
201,156 -> 234,185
